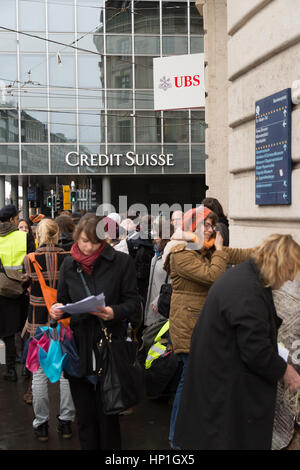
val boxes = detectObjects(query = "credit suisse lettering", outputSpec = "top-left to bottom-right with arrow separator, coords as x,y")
174,75 -> 201,88
66,151 -> 174,167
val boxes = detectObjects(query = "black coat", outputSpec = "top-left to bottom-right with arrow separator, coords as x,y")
174,259 -> 287,450
57,242 -> 141,378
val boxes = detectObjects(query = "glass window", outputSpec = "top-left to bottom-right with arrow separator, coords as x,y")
0,55 -> 17,83
49,88 -> 76,109
49,55 -> 75,88
107,89 -> 133,109
77,1 -> 104,32
19,1 -> 46,31
0,145 -> 19,173
134,2 -> 160,34
135,145 -> 163,174
162,36 -> 188,55
78,89 -> 104,109
191,111 -> 205,142
48,0 -> 75,32
0,33 -> 17,52
0,88 -> 18,109
136,112 -> 161,143
164,144 -> 189,173
106,36 -> 131,55
21,110 -> 48,143
48,34 -> 75,53
50,112 -> 77,143
79,112 -> 104,143
135,36 -> 160,55
79,144 -> 106,174
162,2 -> 187,34
135,56 -> 154,89
106,2 -> 131,34
191,144 -> 206,173
20,55 -> 46,86
135,90 -> 154,110
190,4 -> 204,34
0,0 -> 16,29
106,56 -> 132,88
50,145 -> 78,174
0,109 -> 19,142
21,145 -> 48,173
20,87 -> 48,108
19,34 -> 46,52
191,36 -> 204,53
73,34 -> 103,55
108,145 -> 134,174
164,111 -> 189,143
107,112 -> 133,143
78,55 -> 104,88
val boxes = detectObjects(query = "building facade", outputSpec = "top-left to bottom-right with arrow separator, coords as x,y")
0,0 -> 205,215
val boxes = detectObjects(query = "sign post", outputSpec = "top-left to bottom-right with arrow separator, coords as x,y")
255,88 -> 292,205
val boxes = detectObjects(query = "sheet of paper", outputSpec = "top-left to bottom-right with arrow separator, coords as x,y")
278,342 -> 289,362
57,293 -> 106,315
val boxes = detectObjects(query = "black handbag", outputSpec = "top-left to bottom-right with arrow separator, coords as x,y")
157,272 -> 172,319
78,268 -> 145,415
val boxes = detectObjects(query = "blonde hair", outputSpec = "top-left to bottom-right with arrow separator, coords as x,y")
36,218 -> 59,246
253,234 -> 300,288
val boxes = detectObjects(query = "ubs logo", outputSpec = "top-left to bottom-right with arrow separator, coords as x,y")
159,76 -> 172,92
159,75 -> 201,91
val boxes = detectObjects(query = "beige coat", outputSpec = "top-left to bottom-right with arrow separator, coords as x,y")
163,241 -> 253,354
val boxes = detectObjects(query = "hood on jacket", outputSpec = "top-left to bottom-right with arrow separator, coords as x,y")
0,221 -> 18,237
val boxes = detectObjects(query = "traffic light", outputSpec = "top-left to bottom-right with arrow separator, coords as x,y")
47,195 -> 53,208
52,194 -> 56,210
70,190 -> 77,204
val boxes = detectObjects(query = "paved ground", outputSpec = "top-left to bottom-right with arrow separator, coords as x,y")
0,362 -> 172,451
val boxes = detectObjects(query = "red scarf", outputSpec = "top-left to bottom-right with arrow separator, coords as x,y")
71,241 -> 106,275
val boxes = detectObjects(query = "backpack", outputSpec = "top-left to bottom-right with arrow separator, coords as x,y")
127,239 -> 154,280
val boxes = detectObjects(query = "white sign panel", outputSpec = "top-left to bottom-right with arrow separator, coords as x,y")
153,53 -> 205,111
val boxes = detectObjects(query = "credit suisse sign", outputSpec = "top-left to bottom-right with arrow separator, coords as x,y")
153,53 -> 205,111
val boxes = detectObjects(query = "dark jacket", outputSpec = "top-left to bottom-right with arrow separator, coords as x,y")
174,259 -> 287,450
57,242 -> 141,378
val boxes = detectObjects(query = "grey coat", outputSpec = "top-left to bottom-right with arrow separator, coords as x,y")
144,253 -> 169,327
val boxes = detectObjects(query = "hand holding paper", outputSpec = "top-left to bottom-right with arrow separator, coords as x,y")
56,293 -> 106,315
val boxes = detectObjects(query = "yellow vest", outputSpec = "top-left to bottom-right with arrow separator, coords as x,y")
145,320 -> 170,370
0,230 -> 27,270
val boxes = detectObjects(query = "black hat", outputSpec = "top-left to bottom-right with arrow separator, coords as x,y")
0,204 -> 18,222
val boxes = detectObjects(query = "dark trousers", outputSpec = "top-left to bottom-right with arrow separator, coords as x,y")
69,379 -> 121,450
2,335 -> 16,369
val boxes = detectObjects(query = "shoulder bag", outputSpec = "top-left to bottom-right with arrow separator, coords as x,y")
77,266 -> 145,415
157,271 -> 172,319
28,252 -> 57,313
0,258 -> 26,299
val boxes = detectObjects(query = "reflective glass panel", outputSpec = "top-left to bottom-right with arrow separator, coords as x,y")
0,109 -> 19,142
191,111 -> 205,142
107,112 -> 133,143
78,89 -> 104,109
190,36 -> 204,53
0,55 -> 17,83
107,89 -> 133,109
79,112 -> 104,143
136,112 -> 161,143
21,110 -> 48,143
162,36 -> 188,55
0,145 -> 19,173
19,34 -> 46,52
135,90 -> 154,110
191,144 -> 206,173
0,33 -> 17,52
21,145 -> 48,173
190,4 -> 204,34
50,112 -> 77,143
78,55 -> 104,88
135,36 -> 160,55
0,88 -> 18,108
73,34 -> 103,55
106,56 -> 132,88
0,0 -> 16,29
20,87 -> 48,108
106,2 -> 131,34
48,34 -> 76,53
49,55 -> 75,88
162,2 -> 187,34
134,2 -> 160,34
19,1 -> 46,31
51,145 -> 78,174
78,144 -> 106,174
108,145 -> 134,174
49,88 -> 76,109
136,145 -> 163,174
163,111 -> 189,143
135,56 -> 154,89
163,145 -> 189,173
48,0 -> 75,32
20,55 -> 46,86
77,1 -> 104,32
106,36 -> 131,55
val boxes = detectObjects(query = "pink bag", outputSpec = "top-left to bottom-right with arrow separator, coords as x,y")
26,334 -> 51,373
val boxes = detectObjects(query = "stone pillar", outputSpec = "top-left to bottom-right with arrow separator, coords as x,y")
102,176 -> 111,205
10,175 -> 19,209
0,176 -> 5,209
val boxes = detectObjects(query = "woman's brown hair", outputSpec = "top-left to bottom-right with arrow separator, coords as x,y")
73,214 -> 105,244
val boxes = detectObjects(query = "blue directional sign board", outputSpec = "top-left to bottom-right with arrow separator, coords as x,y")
255,88 -> 291,205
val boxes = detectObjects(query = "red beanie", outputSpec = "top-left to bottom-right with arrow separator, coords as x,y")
182,207 -> 212,232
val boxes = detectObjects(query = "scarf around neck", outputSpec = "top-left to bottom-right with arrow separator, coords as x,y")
71,241 -> 106,275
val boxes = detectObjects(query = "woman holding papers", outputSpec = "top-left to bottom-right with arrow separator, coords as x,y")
49,213 -> 141,450
23,218 -> 75,442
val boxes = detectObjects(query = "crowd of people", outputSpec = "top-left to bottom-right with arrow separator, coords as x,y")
0,198 -> 300,450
